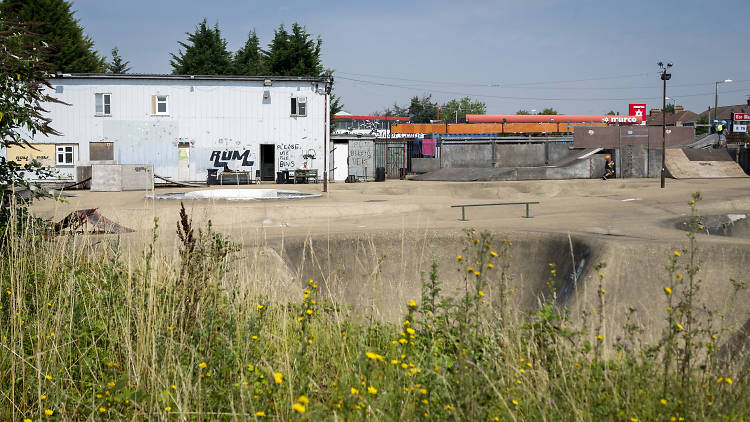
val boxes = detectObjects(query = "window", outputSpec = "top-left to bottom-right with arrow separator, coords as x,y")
291,96 -> 306,117
151,95 -> 169,115
89,142 -> 114,161
56,145 -> 74,165
95,93 -> 111,116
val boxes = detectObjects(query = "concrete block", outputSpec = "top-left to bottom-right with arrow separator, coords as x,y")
411,158 -> 440,173
91,164 -> 122,192
121,164 -> 154,191
76,165 -> 92,189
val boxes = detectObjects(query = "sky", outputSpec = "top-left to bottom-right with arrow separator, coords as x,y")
72,0 -> 750,116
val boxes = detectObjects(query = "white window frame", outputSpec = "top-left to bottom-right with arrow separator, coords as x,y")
95,93 -> 111,116
154,95 -> 169,115
291,96 -> 307,117
55,145 -> 75,166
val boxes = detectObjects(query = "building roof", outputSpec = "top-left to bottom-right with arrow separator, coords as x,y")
696,103 -> 750,121
49,73 -> 331,83
646,109 -> 698,126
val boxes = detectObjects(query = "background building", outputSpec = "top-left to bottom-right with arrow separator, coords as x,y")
4,74 -> 331,183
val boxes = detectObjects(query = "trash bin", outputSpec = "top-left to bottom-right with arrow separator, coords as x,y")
206,169 -> 218,186
276,171 -> 287,184
375,167 -> 386,182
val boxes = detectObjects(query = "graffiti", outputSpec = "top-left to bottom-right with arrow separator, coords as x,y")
348,140 -> 375,176
277,143 -> 301,169
210,150 -> 254,168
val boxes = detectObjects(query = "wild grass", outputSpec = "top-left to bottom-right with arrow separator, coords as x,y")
1,195 -> 748,421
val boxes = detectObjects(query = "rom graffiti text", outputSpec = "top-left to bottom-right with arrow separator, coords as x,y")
210,150 -> 254,168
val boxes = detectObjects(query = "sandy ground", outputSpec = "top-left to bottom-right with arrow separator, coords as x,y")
30,177 -> 750,343
32,177 -> 750,243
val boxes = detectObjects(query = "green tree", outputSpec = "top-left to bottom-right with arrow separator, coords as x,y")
540,107 -> 558,115
516,110 -> 531,115
0,11 -> 63,225
607,110 -> 616,115
107,46 -> 130,74
441,97 -> 486,123
408,95 -> 438,123
170,19 -> 232,75
664,104 -> 675,113
266,23 -> 323,76
233,29 -> 266,75
3,0 -> 105,73
696,114 -> 708,136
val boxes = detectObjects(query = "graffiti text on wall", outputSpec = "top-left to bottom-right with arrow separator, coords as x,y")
277,143 -> 301,169
210,150 -> 254,168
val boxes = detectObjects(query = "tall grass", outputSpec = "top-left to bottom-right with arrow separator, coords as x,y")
1,195 -> 748,421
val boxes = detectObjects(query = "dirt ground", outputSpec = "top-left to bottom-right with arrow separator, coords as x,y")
32,177 -> 750,242
30,177 -> 750,343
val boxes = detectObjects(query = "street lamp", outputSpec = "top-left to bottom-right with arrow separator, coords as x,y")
658,61 -> 672,189
714,79 -> 732,122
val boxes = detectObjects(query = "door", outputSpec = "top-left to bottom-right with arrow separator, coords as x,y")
386,146 -> 404,178
333,143 -> 348,181
260,144 -> 275,181
177,142 -> 190,181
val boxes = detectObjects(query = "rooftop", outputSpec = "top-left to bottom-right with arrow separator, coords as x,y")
49,73 -> 331,83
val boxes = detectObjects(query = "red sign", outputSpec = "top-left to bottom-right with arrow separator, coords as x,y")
629,103 -> 647,125
733,113 -> 750,121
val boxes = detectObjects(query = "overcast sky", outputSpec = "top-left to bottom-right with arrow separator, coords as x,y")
73,0 -> 749,116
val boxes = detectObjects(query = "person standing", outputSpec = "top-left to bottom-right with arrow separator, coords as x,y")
602,155 -> 615,180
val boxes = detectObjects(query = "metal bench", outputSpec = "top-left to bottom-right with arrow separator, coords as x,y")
451,202 -> 540,221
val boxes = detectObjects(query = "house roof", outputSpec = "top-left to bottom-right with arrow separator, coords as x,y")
50,73 -> 331,83
696,103 -> 750,121
645,110 -> 698,126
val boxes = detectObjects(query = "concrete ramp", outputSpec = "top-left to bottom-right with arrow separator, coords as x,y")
685,133 -> 719,149
665,148 -> 747,179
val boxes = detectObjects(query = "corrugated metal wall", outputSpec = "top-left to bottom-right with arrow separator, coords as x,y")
33,77 -> 328,182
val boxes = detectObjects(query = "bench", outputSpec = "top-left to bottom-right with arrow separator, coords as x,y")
450,202 -> 540,221
293,169 -> 318,184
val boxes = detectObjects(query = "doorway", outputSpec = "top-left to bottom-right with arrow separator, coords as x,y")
177,142 -> 190,181
260,144 -> 275,181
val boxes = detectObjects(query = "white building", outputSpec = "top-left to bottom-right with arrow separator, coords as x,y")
6,73 -> 331,183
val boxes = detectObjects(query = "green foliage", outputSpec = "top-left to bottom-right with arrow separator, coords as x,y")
170,18 -> 233,75
408,95 -> 438,123
233,29 -> 265,75
2,0 -> 105,72
664,103 -> 675,113
266,23 -> 323,77
106,46 -> 130,74
540,107 -> 558,115
441,97 -> 486,123
607,110 -> 617,115
516,109 -> 531,115
696,114 -> 709,135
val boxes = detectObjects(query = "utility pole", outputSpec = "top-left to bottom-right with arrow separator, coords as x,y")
658,62 -> 672,189
323,78 -> 332,193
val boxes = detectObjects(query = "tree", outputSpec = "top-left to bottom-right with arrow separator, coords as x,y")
540,108 -> 558,115
607,110 -> 617,115
441,97 -> 486,123
3,0 -> 105,73
170,19 -> 232,75
233,29 -> 266,75
407,95 -> 438,123
107,46 -> 130,74
0,11 -> 64,226
696,114 -> 708,136
664,104 -> 675,113
266,23 -> 323,76
516,110 -> 531,115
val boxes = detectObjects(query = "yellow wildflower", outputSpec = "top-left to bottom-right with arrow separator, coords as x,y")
298,395 -> 309,404
171,384 -> 177,390
406,328 -> 415,335
273,372 -> 283,384
674,251 -> 681,257
306,309 -> 313,315
199,362 -> 207,369
490,251 -> 498,257
368,386 -> 377,394
487,263 -> 494,269
676,323 -> 684,331
664,287 -> 672,295
597,335 -> 604,340
467,267 -> 474,272
726,378 -> 733,384
292,403 -> 305,413
511,399 -> 518,406
256,411 -> 265,416
165,406 -> 171,412
257,304 -> 264,310
676,273 -> 683,279
107,381 -> 115,388
44,409 -> 53,416
660,399 -> 667,405
99,407 -> 106,413
366,351 -> 384,361
409,300 -> 417,307
45,375 -> 52,381
456,255 -> 462,260
478,290 -> 485,297
40,394 -> 46,400
474,271 -> 481,276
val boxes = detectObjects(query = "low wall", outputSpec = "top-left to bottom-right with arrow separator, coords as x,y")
411,158 -> 440,173
91,164 -> 154,191
618,146 -> 662,178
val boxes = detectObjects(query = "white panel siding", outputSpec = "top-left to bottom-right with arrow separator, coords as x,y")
31,77 -> 328,182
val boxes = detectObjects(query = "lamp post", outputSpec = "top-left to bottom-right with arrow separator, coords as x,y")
714,79 -> 732,123
658,62 -> 672,189
323,77 -> 332,193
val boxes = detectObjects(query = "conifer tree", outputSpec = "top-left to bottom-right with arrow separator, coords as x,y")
233,29 -> 266,75
170,19 -> 232,75
2,0 -> 105,73
266,23 -> 323,76
107,47 -> 130,74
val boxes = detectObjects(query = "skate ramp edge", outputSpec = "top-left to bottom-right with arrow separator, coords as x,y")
665,148 -> 747,179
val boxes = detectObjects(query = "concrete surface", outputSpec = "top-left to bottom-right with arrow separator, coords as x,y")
32,178 -> 750,344
90,164 -> 122,192
665,149 -> 747,179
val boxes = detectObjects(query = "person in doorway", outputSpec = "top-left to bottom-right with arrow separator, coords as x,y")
602,155 -> 615,180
